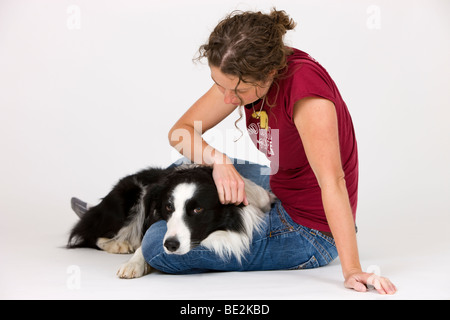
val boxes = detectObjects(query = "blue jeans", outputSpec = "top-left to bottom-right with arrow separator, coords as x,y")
141,158 -> 338,274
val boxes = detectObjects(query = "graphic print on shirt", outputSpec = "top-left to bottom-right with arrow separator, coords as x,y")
247,121 -> 279,175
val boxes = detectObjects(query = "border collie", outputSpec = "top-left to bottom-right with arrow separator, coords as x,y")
67,165 -> 274,278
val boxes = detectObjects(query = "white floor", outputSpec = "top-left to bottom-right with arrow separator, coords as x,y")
1,202 -> 449,300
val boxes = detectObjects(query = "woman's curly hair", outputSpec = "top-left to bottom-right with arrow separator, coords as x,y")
197,8 -> 296,85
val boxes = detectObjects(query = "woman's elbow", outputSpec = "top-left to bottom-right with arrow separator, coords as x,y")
317,171 -> 346,191
168,123 -> 194,149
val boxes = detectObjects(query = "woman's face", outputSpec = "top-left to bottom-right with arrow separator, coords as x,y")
210,66 -> 272,106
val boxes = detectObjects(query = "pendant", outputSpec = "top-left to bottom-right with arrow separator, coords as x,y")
251,110 -> 268,129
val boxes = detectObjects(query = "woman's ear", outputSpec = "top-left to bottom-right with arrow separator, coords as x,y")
265,69 -> 278,84
268,69 -> 277,78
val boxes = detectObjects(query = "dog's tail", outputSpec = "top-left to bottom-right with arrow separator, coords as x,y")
67,203 -> 107,249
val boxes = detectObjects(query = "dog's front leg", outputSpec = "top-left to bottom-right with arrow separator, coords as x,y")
117,246 -> 151,279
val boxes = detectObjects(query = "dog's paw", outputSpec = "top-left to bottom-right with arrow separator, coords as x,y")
96,238 -> 135,254
117,261 -> 148,279
117,247 -> 150,279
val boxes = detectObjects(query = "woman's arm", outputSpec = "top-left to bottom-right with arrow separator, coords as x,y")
293,97 -> 396,294
168,84 -> 248,205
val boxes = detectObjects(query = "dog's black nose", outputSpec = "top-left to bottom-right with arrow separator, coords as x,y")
164,237 -> 180,252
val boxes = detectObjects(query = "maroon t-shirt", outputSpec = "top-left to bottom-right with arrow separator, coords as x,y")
244,48 -> 358,232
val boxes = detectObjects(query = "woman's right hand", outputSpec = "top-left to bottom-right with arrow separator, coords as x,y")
212,156 -> 248,206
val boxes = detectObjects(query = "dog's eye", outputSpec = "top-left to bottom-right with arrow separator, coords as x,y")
165,203 -> 174,212
193,207 -> 204,214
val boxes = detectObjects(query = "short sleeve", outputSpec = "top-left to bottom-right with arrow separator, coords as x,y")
285,60 -> 338,121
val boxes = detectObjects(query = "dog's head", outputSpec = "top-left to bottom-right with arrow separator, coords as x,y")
148,166 -> 243,255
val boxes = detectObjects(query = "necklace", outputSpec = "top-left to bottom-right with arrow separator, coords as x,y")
251,97 -> 268,129
251,97 -> 265,118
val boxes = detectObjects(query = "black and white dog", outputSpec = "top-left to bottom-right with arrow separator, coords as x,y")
68,165 -> 274,278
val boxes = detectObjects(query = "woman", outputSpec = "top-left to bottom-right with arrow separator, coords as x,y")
147,9 -> 396,294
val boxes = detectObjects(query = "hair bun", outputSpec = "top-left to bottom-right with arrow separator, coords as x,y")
269,8 -> 297,33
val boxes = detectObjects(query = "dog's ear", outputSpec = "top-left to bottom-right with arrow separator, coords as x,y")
143,182 -> 166,227
145,181 -> 168,214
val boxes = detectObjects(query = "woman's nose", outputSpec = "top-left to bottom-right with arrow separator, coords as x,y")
224,89 -> 238,105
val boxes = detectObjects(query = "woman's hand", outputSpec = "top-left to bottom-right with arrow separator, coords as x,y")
344,271 -> 397,295
212,156 -> 248,206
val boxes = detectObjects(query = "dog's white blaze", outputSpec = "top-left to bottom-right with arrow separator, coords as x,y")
163,182 -> 197,254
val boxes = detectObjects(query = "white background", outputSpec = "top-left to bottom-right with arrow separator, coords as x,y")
1,0 -> 449,299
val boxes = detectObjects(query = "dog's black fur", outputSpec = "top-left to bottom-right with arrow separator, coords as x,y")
67,167 -> 172,249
